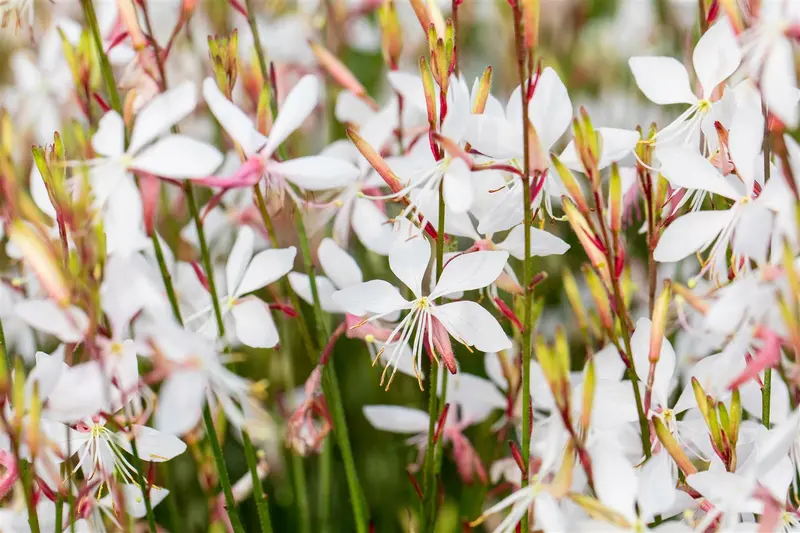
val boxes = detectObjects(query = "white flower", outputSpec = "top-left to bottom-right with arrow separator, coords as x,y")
629,16 -> 742,149
188,226 -> 296,349
332,234 -> 511,386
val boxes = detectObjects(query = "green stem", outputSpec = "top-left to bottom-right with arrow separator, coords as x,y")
762,97 -> 772,429
421,363 -> 440,529
161,462 -> 182,533
512,9 -> 533,533
294,211 -> 369,533
318,438 -> 333,533
243,432 -> 273,533
81,0 -> 121,115
202,405 -> 246,533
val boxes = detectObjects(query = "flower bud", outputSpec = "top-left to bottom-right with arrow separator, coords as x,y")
521,0 -> 540,50
12,358 -> 25,431
347,128 -> 404,194
583,265 -> 612,332
563,198 -> 608,283
430,316 -> 457,375
580,359 -> 595,435
256,85 -> 274,137
116,0 -> 147,51
691,377 -> 711,427
208,30 -> 239,99
419,56 -> 438,129
408,0 -> 432,33
26,383 -> 41,457
609,163 -> 622,233
9,221 -> 70,306
562,268 -> 587,333
471,67 -> 493,114
649,281 -> 671,364
378,0 -> 403,70
310,41 -> 375,107
551,154 -> 588,214
653,417 -> 698,476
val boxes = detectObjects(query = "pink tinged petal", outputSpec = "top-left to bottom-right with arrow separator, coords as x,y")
430,316 -> 456,374
288,273 -> 341,313
496,226 -> 569,260
463,114 -> 521,159
432,301 -> 511,352
15,300 -> 88,343
631,318 -> 675,404
154,370 -> 206,435
592,441 -> 638,524
656,146 -> 740,200
442,158 -> 474,214
728,102 -> 764,193
270,156 -> 359,191
263,75 -> 319,157
128,81 -> 197,154
331,280 -> 410,316
92,111 -> 125,157
45,361 -> 108,422
234,246 -> 297,297
226,226 -> 255,296
318,238 -> 362,289
132,425 -> 187,462
202,77 -> 267,155
528,67 -> 573,151
231,298 -> 279,348
192,157 -> 265,188
430,251 -> 509,299
653,209 -> 735,263
692,17 -> 742,98
628,57 -> 697,105
351,197 -> 396,256
728,330 -> 781,390
389,235 -> 431,298
130,135 -> 223,178
762,39 -> 799,129
362,405 -> 429,434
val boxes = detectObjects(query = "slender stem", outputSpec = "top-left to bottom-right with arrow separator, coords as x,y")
150,233 -> 183,325
512,9 -> 534,533
244,0 -> 269,83
294,210 -> 369,533
161,462 -> 182,533
202,405 -> 246,533
81,0 -> 121,114
243,432 -> 273,533
318,435 -> 333,533
20,461 -> 40,533
762,97 -> 772,428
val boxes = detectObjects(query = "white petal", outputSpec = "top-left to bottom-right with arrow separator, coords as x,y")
463,114 -> 521,159
288,272 -> 341,313
351,197 -> 396,256
386,72 -> 425,113
430,251 -> 509,299
389,235 -> 431,298
446,372 -> 507,425
757,408 -> 800,472
226,226 -> 255,296
15,300 -> 88,343
433,301 -> 511,352
592,441 -> 637,523
331,280 -> 409,316
653,209 -> 734,262
528,67 -> 573,151
263,75 -> 319,156
496,226 -> 569,260
92,111 -> 125,157
45,362 -> 108,422
637,452 -> 676,521
484,351 -> 510,390
595,128 -> 640,169
728,102 -> 764,193
117,484 -> 169,518
154,370 -> 206,435
630,318 -> 675,404
762,39 -> 799,129
131,135 -> 223,178
129,81 -> 197,153
271,156 -> 359,191
693,17 -> 742,98
132,425 -> 187,462
362,405 -> 429,434
629,57 -> 697,105
231,298 -> 279,348
234,246 -> 297,297
318,238 -> 362,289
104,176 -> 149,258
335,90 -> 375,125
442,158 -> 474,213
656,146 -> 740,200
202,77 -> 267,155
732,202 -> 772,264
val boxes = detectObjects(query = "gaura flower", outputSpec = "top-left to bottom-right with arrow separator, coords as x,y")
332,233 -> 511,387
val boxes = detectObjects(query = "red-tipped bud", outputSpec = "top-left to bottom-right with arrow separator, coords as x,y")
430,316 -> 457,374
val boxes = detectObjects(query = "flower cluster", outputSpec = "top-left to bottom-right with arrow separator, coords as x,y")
1,0 -> 800,532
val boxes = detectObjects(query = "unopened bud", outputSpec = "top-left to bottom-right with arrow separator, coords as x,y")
551,154 -> 588,214
563,198 -> 608,281
256,85 -> 274,137
580,359 -> 595,435
310,41 -> 373,105
419,56 -> 438,128
609,163 -> 622,233
117,0 -> 147,51
653,417 -> 698,476
430,316 -> 456,375
521,0 -> 540,50
691,377 -> 711,426
649,281 -> 671,364
9,221 -> 70,305
347,128 -> 404,194
26,383 -> 41,456
471,67 -> 493,114
208,30 -> 239,99
408,0 -> 432,33
12,358 -> 25,430
562,268 -> 587,332
583,266 -> 612,332
378,0 -> 402,70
